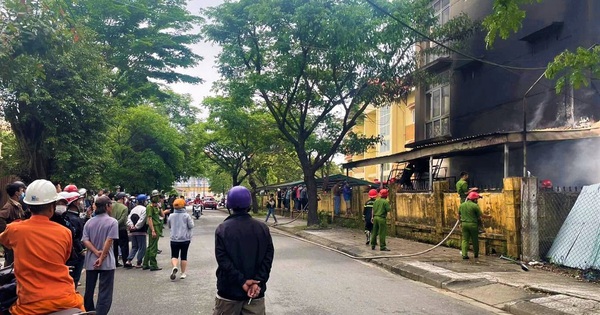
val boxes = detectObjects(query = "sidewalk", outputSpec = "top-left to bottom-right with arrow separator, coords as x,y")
267,213 -> 600,315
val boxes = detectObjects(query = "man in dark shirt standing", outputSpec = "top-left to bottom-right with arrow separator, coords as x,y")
0,181 -> 27,266
213,186 -> 274,315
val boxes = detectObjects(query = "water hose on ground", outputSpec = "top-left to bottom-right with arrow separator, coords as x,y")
270,219 -> 461,260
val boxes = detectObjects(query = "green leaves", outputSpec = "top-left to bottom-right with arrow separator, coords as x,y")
546,46 -> 600,93
104,105 -> 185,192
482,0 -> 542,48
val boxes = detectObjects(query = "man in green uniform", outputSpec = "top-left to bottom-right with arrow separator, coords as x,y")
370,189 -> 391,251
111,192 -> 130,267
142,190 -> 163,271
459,191 -> 483,259
456,172 -> 469,202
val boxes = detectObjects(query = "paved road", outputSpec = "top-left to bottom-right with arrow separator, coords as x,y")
95,209 -> 505,314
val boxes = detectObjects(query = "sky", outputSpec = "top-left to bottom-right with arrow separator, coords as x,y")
166,0 -> 225,116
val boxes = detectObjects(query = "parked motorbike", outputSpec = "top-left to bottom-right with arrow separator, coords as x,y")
192,204 -> 202,219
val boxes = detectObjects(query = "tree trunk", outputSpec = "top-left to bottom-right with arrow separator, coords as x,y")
304,171 -> 319,226
11,118 -> 48,181
248,174 -> 259,213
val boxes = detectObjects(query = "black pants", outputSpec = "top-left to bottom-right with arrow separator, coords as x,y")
113,229 -> 129,265
84,269 -> 115,315
170,241 -> 191,260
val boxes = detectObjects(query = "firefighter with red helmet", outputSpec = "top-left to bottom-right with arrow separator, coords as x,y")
459,191 -> 483,259
370,189 -> 391,251
363,189 -> 378,245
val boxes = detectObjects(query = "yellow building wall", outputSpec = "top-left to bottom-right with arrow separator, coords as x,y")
348,91 -> 416,181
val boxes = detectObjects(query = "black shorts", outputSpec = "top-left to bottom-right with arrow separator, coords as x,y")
170,241 -> 191,260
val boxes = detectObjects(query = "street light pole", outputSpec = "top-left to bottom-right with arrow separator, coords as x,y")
522,71 -> 547,177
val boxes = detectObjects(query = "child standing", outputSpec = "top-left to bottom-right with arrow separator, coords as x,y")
363,189 -> 378,245
167,198 -> 194,280
265,193 -> 278,224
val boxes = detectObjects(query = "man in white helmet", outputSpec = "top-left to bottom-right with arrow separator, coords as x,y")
0,179 -> 84,314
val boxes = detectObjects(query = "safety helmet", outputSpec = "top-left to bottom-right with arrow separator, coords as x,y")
115,192 -> 127,200
226,186 -> 252,210
379,189 -> 389,198
136,194 -> 148,203
59,191 -> 81,205
151,189 -> 160,197
24,179 -> 62,206
467,191 -> 482,200
78,188 -> 87,197
368,189 -> 378,198
63,184 -> 79,193
173,198 -> 186,209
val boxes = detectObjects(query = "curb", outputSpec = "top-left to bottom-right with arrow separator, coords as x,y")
503,301 -> 569,315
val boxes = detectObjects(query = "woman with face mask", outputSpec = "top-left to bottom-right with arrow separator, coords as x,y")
51,192 -> 87,288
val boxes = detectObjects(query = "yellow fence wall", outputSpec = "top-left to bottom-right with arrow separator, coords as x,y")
263,177 -> 522,256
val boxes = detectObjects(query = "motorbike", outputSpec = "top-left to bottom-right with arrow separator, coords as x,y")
192,204 -> 202,219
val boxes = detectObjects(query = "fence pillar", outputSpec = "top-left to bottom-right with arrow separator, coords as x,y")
521,177 -> 539,261
503,177 -> 522,257
388,184 -> 397,237
433,181 -> 449,235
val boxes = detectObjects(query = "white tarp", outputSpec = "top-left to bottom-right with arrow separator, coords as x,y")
547,184 -> 600,269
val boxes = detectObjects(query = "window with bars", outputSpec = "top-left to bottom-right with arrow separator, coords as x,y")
379,105 -> 391,153
425,84 -> 450,139
425,0 -> 450,64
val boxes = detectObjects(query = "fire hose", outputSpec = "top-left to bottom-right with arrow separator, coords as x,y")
270,219 -> 460,259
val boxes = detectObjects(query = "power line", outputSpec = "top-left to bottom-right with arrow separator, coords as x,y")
364,0 -> 547,72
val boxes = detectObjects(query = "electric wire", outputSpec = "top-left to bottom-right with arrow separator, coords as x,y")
363,0 -> 547,72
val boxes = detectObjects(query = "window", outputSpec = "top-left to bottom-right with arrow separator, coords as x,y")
379,105 -> 391,153
425,84 -> 450,138
425,0 -> 450,64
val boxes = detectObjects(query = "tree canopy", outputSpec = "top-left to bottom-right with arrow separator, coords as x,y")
0,0 -> 204,189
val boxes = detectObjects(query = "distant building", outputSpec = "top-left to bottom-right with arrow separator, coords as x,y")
174,177 -> 211,199
345,91 -> 416,184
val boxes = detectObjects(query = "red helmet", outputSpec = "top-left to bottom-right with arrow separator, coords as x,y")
467,191 -> 482,200
64,184 -> 79,193
380,189 -> 389,198
368,189 -> 378,198
541,179 -> 553,189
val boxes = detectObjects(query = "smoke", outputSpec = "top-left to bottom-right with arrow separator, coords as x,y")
531,138 -> 600,187
528,89 -> 553,130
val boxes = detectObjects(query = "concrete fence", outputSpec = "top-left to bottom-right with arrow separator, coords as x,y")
262,177 -> 583,261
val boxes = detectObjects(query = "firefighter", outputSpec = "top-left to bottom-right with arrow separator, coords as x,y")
363,189 -> 377,245
459,191 -> 483,259
370,189 -> 391,251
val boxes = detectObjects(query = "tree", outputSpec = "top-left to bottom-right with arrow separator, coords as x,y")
483,0 -> 597,92
202,0 -> 450,225
72,0 -> 204,105
0,0 -> 111,180
191,96 -> 283,211
104,105 -> 185,193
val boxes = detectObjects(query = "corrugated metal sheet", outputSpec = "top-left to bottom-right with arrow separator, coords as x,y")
547,184 -> 600,269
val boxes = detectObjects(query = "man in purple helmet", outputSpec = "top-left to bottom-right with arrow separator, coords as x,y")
213,186 -> 274,315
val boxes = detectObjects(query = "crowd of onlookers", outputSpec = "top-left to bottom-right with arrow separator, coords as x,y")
0,180 -> 194,314
0,180 -> 276,315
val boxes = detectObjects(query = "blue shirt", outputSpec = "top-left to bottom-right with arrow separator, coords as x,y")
82,213 -> 119,270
